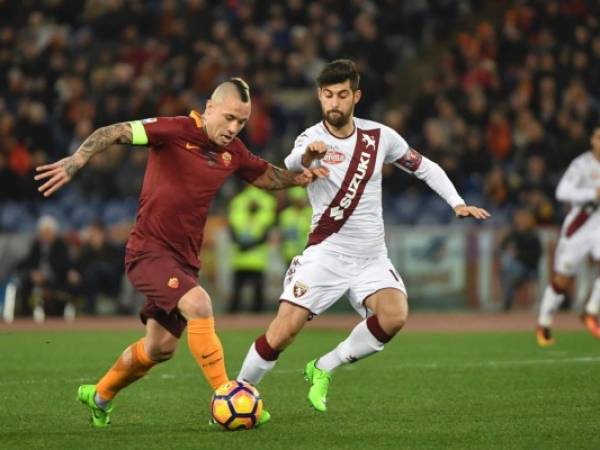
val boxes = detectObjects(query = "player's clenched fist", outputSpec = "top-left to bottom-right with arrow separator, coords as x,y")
301,141 -> 328,167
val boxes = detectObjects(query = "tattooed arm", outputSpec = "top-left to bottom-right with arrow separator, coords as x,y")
35,122 -> 132,197
251,164 -> 329,191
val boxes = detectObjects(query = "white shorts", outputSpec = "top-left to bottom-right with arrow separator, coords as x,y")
554,228 -> 600,275
280,245 -> 406,318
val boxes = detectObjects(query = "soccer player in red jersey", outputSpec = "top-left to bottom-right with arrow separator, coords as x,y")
35,78 -> 326,427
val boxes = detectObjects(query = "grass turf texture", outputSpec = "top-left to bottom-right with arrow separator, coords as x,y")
1,329 -> 599,450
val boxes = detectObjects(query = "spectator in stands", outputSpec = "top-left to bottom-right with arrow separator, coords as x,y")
14,215 -> 79,317
278,187 -> 312,266
498,208 -> 542,310
227,185 -> 277,313
74,220 -> 124,314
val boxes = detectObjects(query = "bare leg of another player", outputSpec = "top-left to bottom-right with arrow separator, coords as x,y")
305,288 -> 408,412
536,273 -> 572,346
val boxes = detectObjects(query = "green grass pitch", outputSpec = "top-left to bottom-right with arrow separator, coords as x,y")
1,328 -> 599,449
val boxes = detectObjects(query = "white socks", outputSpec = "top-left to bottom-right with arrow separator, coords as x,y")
538,285 -> 564,327
585,278 -> 600,315
237,343 -> 277,385
316,319 -> 385,372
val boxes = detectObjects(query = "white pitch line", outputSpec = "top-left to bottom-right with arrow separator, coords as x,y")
1,356 -> 599,387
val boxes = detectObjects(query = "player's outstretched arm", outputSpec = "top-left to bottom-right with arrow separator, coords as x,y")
453,204 -> 491,220
35,122 -> 133,197
251,164 -> 329,191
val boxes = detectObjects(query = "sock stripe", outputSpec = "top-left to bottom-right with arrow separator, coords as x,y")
366,315 -> 392,343
254,334 -> 280,361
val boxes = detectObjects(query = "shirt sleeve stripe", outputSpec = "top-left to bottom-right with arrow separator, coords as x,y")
130,120 -> 149,145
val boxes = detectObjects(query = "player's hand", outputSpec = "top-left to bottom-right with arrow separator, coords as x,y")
454,205 -> 491,220
309,166 -> 329,179
293,167 -> 314,187
34,155 -> 83,197
301,141 -> 328,167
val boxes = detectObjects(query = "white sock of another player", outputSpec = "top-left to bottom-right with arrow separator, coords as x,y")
538,285 -> 565,327
237,335 -> 280,385
585,278 -> 600,315
316,315 -> 391,373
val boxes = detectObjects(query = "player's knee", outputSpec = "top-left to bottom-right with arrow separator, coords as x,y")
178,290 -> 212,319
551,274 -> 572,292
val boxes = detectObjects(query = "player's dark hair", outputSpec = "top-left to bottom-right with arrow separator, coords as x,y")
317,59 -> 360,91
229,77 -> 250,103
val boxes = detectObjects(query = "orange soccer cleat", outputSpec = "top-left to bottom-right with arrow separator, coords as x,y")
581,313 -> 600,339
536,325 -> 555,347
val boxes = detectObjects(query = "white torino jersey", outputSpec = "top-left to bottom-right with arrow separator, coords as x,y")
285,118 -> 409,257
556,151 -> 600,237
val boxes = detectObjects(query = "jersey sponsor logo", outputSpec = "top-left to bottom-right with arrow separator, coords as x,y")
141,118 -> 157,124
167,277 -> 179,289
293,281 -> 308,298
185,142 -> 200,150
397,148 -> 422,172
308,128 -> 380,246
323,150 -> 345,164
222,151 -> 232,167
329,150 -> 372,221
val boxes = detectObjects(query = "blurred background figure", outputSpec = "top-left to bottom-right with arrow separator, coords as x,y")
227,185 -> 277,313
13,215 -> 78,320
74,220 -> 123,315
498,208 -> 542,311
278,187 -> 312,266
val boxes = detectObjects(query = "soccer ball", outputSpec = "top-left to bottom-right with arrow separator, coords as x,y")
211,380 -> 263,431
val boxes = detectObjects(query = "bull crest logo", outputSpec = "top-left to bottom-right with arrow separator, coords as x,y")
293,281 -> 308,298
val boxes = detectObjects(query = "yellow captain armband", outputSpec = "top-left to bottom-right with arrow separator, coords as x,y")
130,120 -> 149,145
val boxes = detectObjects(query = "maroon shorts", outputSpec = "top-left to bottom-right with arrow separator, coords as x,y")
125,248 -> 199,338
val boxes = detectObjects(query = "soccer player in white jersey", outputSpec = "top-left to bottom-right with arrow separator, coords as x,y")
236,59 -> 490,414
536,126 -> 600,346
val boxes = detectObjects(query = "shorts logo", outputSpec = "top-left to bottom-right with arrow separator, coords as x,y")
222,152 -> 232,166
293,281 -> 308,298
167,277 -> 179,289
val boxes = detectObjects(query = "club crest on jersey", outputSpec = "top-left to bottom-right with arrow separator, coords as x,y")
167,277 -> 179,289
324,150 -> 345,164
362,134 -> 376,150
293,281 -> 308,298
221,152 -> 232,166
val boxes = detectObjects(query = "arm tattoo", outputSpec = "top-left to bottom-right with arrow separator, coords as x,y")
62,122 -> 132,177
255,165 -> 298,190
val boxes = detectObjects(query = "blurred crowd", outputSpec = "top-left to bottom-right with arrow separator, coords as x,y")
1,1 -> 600,314
0,0 -> 476,232
382,0 -> 600,227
